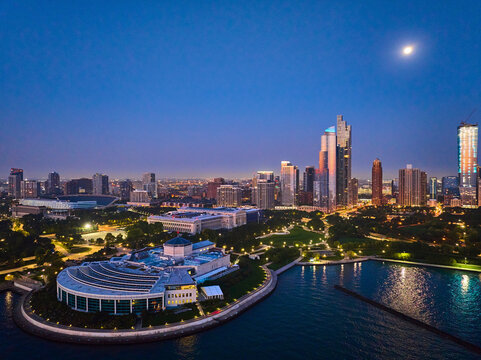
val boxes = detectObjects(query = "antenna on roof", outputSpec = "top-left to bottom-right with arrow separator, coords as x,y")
463,108 -> 477,124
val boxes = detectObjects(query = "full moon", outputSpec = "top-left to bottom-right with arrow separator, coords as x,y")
403,45 -> 414,55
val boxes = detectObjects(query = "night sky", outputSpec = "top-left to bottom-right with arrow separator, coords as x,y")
1,1 -> 480,180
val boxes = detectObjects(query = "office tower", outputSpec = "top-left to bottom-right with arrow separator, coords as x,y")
141,172 -> 157,198
207,177 -> 225,199
20,180 -> 40,198
280,161 -> 298,206
348,178 -> 359,206
252,172 -> 275,209
336,115 -> 352,206
64,178 -> 93,195
130,189 -> 150,203
398,164 -> 425,206
119,180 -> 133,201
391,178 -> 399,197
371,158 -> 383,206
318,127 -> 337,211
429,177 -> 438,200
216,185 -> 242,207
47,171 -> 61,195
8,168 -> 23,198
256,171 -> 274,182
92,173 -> 109,195
421,171 -> 427,205
303,166 -> 315,194
442,176 -> 459,195
458,123 -> 478,206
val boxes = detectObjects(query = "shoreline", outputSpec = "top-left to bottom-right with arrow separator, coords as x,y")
13,265 -> 279,344
372,258 -> 481,273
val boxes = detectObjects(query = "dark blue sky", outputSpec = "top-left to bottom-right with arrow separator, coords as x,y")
1,1 -> 480,180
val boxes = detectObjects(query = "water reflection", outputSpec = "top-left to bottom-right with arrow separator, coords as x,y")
461,275 -> 469,294
175,334 -> 198,358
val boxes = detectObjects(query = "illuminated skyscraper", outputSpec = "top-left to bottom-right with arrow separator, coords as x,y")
47,171 -> 61,195
8,168 -> 23,199
398,164 -> 426,206
336,115 -> 352,206
429,177 -> 438,200
318,127 -> 337,211
280,161 -> 298,206
303,166 -> 315,193
93,173 -> 109,195
216,185 -> 242,207
371,158 -> 383,206
458,122 -> 478,206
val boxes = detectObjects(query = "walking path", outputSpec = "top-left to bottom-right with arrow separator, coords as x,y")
298,256 -> 374,266
275,255 -> 304,275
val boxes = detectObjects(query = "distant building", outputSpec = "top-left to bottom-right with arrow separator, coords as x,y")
47,171 -> 61,195
252,179 -> 275,209
318,127 -> 337,211
398,164 -> 426,206
348,178 -> 359,206
142,172 -> 157,198
20,180 -> 40,198
477,166 -> 481,207
280,161 -> 298,206
303,166 -> 315,194
216,185 -> 242,207
458,122 -> 478,206
371,158 -> 383,206
64,178 -> 93,195
8,168 -> 23,199
129,189 -> 150,204
336,115 -> 352,206
207,177 -> 225,199
92,173 -> 109,195
119,180 -> 133,201
442,176 -> 459,196
429,177 -> 438,200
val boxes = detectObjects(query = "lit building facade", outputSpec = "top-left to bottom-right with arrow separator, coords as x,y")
92,173 -> 109,195
336,115 -> 352,206
429,177 -> 438,200
371,158 -> 383,206
318,127 -> 337,211
8,168 -> 23,199
280,161 -> 298,206
458,123 -> 478,206
216,185 -> 242,207
398,164 -> 427,206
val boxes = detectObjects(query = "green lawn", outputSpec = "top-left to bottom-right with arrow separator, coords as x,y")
337,236 -> 368,244
141,304 -> 200,326
201,257 -> 266,313
69,246 -> 90,254
263,226 -> 321,247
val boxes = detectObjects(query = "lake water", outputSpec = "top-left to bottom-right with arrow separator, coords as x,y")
2,261 -> 481,359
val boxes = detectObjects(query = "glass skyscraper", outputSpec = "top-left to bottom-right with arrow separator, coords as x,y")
318,126 -> 337,211
458,122 -> 478,206
336,115 -> 352,206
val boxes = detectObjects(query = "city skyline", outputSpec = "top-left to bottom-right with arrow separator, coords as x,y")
2,2 -> 481,179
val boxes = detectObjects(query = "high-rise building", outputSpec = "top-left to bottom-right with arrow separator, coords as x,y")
398,164 -> 426,206
280,161 -> 298,206
141,172 -> 157,198
252,172 -> 275,209
442,176 -> 459,195
429,177 -> 438,200
458,122 -> 478,206
119,180 -> 133,201
20,180 -> 40,198
8,168 -> 23,199
371,158 -> 383,206
47,171 -> 61,195
421,171 -> 427,205
92,173 -> 109,195
207,177 -> 225,199
303,166 -> 315,194
64,178 -> 93,195
348,178 -> 359,206
142,173 -> 155,185
318,127 -> 337,211
335,115 -> 352,207
130,189 -> 150,203
216,185 -> 242,207
477,166 -> 481,207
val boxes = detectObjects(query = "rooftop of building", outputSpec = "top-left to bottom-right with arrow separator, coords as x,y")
165,236 -> 192,246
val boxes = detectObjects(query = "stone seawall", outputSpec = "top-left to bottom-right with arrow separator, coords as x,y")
14,267 -> 278,344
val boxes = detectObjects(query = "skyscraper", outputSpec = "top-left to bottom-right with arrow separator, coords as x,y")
303,166 -> 315,194
477,166 -> 481,207
47,171 -> 60,195
92,173 -> 109,195
252,171 -> 275,209
8,168 -> 23,199
348,178 -> 359,206
216,185 -> 242,207
336,115 -> 352,207
280,161 -> 298,206
458,122 -> 478,206
142,172 -> 157,198
20,180 -> 40,198
318,127 -> 337,211
429,177 -> 438,200
371,158 -> 383,206
398,164 -> 425,206
207,177 -> 225,199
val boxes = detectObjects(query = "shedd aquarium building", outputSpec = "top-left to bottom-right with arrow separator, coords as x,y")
56,237 -> 232,314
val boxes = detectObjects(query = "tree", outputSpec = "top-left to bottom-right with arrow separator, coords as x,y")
104,233 -> 115,247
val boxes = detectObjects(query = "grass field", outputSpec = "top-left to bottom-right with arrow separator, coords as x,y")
263,226 -> 321,247
69,246 -> 90,254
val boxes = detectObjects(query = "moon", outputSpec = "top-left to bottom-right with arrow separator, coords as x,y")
402,45 -> 414,56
